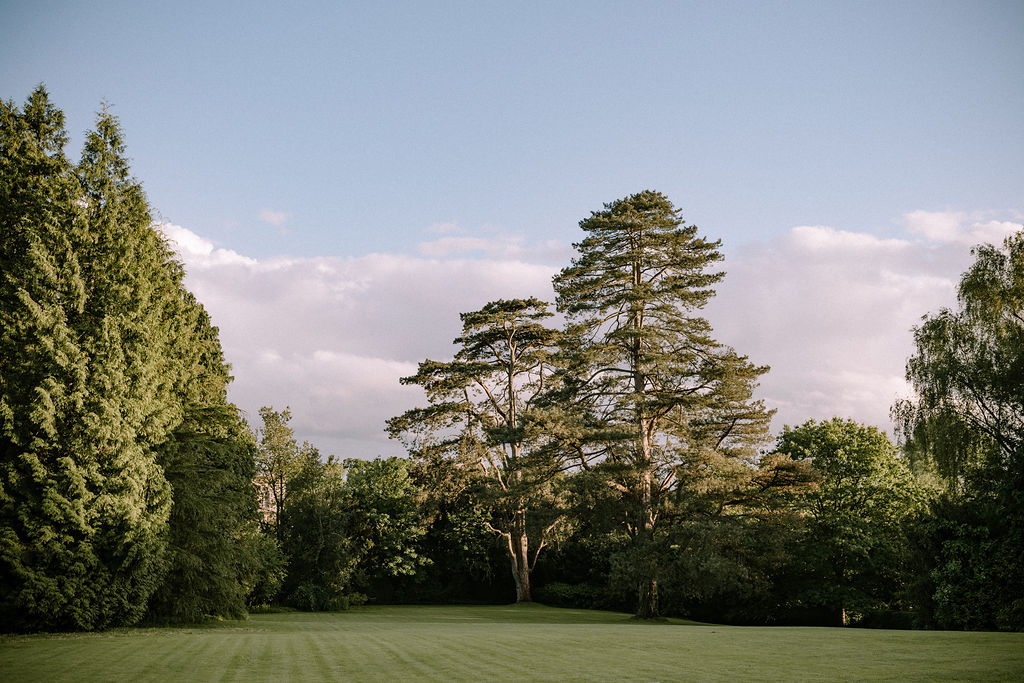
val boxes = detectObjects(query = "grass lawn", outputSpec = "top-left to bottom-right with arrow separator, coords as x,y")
2,603 -> 1021,682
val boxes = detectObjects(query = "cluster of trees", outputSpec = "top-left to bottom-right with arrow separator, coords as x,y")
251,407 -> 433,610
393,193 -> 1022,630
2,89 -> 1020,632
1,87 -> 280,630
385,191 -> 930,626
305,191 -> 1022,630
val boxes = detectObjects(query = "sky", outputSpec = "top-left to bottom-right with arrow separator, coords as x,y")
3,1 -> 1023,459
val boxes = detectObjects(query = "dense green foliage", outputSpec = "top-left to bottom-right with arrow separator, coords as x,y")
895,232 -> 1024,630
773,419 -> 927,625
279,445 -> 354,610
0,88 -> 268,631
257,408 -> 432,610
146,407 -> 266,624
549,191 -> 789,617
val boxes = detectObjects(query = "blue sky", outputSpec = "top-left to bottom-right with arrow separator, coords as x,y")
3,1 -> 1023,457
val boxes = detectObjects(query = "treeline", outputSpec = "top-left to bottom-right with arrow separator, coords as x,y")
2,89 -> 1021,632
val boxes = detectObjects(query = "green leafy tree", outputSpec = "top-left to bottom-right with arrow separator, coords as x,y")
147,405 -> 268,623
388,299 -> 564,602
255,406 -> 303,542
895,230 -> 1024,629
279,446 -> 355,610
551,190 -> 776,618
406,453 -> 505,603
774,419 -> 926,626
280,454 -> 429,609
344,457 -> 430,601
896,230 -> 1023,487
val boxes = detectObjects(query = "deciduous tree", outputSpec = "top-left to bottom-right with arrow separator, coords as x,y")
894,229 -> 1024,629
255,406 -> 303,543
344,457 -> 430,600
279,446 -> 354,610
895,230 -> 1023,487
774,418 -> 925,626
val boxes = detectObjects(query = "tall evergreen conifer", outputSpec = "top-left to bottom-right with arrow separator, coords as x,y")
1,88 -> 100,630
69,107 -> 176,628
553,191 -> 775,618
1,88 -> 264,629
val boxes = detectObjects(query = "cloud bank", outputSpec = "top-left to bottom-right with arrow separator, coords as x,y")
163,212 -> 1020,458
163,224 -> 561,458
706,214 -> 1020,436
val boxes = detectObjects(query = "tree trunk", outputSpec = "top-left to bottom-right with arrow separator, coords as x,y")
508,508 -> 532,602
638,577 -> 658,619
634,415 -> 660,619
512,545 -> 532,602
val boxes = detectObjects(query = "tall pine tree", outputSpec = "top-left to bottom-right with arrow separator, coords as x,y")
552,191 -> 776,618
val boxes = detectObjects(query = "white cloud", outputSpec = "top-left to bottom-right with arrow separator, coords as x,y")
416,223 -> 573,264
904,209 -> 1020,246
160,223 -> 256,267
258,208 -> 290,228
788,225 -> 911,253
165,210 -> 1021,458
706,209 -> 1021,437
164,222 -> 558,458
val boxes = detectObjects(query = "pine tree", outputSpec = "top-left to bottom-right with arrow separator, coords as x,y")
552,191 -> 775,618
77,109 -> 269,625
388,298 -> 565,602
67,106 -> 177,628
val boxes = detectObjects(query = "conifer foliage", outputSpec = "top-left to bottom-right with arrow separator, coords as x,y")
0,87 -> 261,630
552,191 -> 779,618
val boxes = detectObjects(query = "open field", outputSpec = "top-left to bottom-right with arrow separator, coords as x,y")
2,604 -> 1022,682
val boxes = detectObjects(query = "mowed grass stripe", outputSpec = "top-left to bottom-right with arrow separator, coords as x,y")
2,605 -> 1022,681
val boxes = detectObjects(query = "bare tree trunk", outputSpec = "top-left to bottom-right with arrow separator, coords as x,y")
512,509 -> 532,602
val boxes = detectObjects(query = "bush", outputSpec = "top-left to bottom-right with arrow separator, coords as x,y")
287,583 -> 331,611
328,593 -> 368,611
535,582 -> 614,610
286,583 -> 367,612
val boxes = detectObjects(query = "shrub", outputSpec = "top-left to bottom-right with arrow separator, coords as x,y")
535,582 -> 613,610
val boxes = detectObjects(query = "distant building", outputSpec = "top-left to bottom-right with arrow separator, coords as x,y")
254,475 -> 281,524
